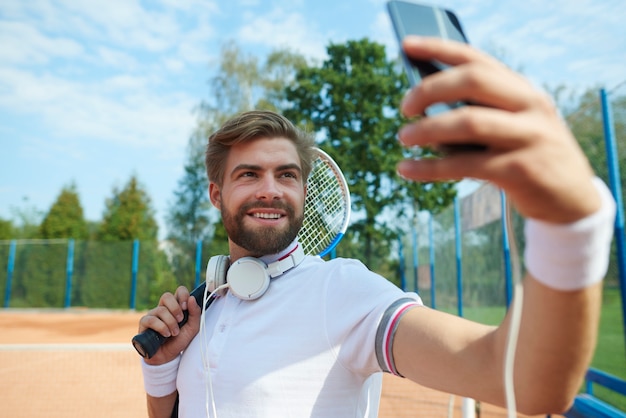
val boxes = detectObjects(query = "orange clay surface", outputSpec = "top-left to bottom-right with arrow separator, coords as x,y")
0,309 -> 560,418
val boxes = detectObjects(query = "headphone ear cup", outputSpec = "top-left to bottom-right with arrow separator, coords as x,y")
206,255 -> 230,292
227,257 -> 270,301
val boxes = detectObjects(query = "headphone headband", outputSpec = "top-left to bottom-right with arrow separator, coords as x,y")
206,243 -> 306,301
266,244 -> 305,278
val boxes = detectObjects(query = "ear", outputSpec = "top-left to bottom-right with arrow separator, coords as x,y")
209,182 -> 221,210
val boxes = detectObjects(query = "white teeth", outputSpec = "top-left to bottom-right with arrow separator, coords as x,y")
253,213 -> 281,219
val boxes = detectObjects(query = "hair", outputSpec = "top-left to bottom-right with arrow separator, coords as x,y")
205,110 -> 317,187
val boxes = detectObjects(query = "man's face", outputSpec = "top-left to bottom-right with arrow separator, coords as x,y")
209,137 -> 306,257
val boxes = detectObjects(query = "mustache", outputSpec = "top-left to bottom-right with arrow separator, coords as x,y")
240,201 -> 294,213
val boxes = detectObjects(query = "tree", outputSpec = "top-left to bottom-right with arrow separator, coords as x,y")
8,198 -> 42,239
0,218 -> 14,240
97,174 -> 158,242
285,38 -> 456,270
76,174 -> 163,308
39,183 -> 88,239
10,183 -> 89,307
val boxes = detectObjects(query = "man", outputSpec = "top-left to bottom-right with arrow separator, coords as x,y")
138,37 -> 616,417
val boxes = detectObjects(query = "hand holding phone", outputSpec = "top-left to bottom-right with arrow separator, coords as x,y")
387,0 -> 486,152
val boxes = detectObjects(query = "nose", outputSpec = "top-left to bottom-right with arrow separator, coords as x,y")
255,175 -> 283,200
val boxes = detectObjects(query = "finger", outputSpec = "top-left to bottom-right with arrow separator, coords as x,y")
398,106 -> 534,151
174,286 -> 191,312
400,37 -> 547,117
138,306 -> 179,337
402,36 -> 492,67
397,150 -> 503,183
160,291 -> 186,324
401,65 -> 538,118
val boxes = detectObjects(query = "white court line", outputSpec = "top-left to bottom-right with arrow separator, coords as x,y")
0,343 -> 132,351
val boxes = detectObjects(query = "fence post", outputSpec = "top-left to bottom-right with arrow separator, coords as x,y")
454,197 -> 463,318
64,239 -> 75,308
195,239 -> 202,288
4,240 -> 16,308
429,213 -> 436,309
600,87 -> 626,348
412,214 -> 419,293
130,239 -> 140,310
500,191 -> 513,308
398,237 -> 406,291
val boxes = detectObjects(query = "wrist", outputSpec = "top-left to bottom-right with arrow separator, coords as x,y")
524,177 -> 616,291
141,355 -> 181,397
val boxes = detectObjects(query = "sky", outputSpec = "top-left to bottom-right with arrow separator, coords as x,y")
1,0 -> 625,239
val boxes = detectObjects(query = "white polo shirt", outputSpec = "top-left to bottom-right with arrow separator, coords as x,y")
176,255 -> 421,418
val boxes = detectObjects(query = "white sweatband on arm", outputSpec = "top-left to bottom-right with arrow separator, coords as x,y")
524,177 -> 616,291
141,355 -> 181,397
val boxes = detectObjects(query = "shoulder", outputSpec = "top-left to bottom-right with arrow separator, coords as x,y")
300,255 -> 377,277
298,255 -> 403,295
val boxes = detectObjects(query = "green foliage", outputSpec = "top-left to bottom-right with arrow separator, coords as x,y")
8,199 -> 43,239
39,183 -> 88,239
0,218 -> 14,240
285,38 -> 456,270
98,175 -> 158,242
78,240 -> 133,308
10,242 -> 67,308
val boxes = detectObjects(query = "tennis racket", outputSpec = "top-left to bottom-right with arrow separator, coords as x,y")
132,147 -> 350,359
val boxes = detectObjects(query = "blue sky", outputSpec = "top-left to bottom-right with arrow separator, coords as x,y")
1,0 -> 624,239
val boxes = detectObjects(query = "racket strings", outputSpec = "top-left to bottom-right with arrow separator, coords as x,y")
300,157 -> 350,256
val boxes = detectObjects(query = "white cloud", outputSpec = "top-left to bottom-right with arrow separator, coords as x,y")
237,8 -> 327,59
0,21 -> 85,65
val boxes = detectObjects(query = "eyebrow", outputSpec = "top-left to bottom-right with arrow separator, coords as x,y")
230,163 -> 302,176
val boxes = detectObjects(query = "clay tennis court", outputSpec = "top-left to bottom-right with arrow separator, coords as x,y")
0,309 -> 558,418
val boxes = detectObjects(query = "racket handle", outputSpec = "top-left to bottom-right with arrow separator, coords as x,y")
131,283 -> 206,359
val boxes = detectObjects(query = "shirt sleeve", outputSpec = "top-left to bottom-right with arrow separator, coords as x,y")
322,258 -> 423,377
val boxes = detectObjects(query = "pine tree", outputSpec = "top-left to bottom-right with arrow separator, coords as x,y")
39,183 -> 88,239
97,174 -> 158,242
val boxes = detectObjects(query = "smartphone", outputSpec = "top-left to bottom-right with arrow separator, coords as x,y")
387,0 -> 468,115
387,0 -> 485,151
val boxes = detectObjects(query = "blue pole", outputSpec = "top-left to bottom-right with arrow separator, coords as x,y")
501,191 -> 513,308
399,237 -> 406,291
64,239 -> 74,308
195,239 -> 202,288
4,240 -> 16,308
130,239 -> 139,310
412,218 -> 418,293
454,197 -> 463,317
600,88 -> 626,349
429,213 -> 436,310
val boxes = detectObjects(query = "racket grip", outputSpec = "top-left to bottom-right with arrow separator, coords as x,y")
131,283 -> 207,359
132,311 -> 189,359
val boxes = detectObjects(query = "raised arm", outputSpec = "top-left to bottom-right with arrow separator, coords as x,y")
392,36 -> 615,415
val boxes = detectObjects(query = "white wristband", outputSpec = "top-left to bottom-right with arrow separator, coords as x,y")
141,355 -> 181,397
524,177 -> 616,291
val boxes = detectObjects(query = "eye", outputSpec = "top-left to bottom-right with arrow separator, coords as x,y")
281,171 -> 298,180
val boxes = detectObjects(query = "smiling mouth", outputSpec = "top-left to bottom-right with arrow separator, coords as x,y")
251,212 -> 283,220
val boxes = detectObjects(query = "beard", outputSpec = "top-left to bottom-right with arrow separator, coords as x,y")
221,200 -> 304,256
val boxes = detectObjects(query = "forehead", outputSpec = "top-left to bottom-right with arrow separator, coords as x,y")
225,137 -> 300,171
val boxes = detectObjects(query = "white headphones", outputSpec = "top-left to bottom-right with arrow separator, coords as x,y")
205,245 -> 305,301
